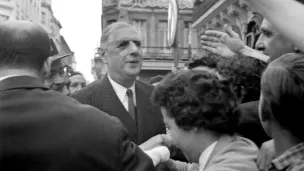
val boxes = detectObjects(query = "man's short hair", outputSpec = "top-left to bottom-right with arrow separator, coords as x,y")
100,22 -> 135,52
152,70 -> 240,134
0,21 -> 50,71
261,53 -> 304,140
218,56 -> 267,103
187,54 -> 219,70
69,71 -> 83,77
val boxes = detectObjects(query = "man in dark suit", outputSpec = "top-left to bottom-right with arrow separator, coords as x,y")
0,20 -> 155,171
72,22 -> 166,145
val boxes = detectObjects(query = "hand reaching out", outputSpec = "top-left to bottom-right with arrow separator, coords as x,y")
139,134 -> 175,151
257,140 -> 276,171
201,24 -> 245,58
144,146 -> 170,166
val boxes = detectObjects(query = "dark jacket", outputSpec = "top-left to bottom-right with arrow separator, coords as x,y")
0,76 -> 155,171
71,75 -> 166,144
236,101 -> 270,147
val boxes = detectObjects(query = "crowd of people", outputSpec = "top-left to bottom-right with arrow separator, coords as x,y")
1,0 -> 304,171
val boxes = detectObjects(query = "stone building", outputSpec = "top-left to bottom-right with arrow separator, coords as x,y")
192,0 -> 263,49
40,0 -> 76,69
0,0 -> 76,69
0,0 -> 41,23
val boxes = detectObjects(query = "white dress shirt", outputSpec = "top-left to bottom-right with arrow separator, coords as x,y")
108,75 -> 136,112
0,75 -> 18,82
198,141 -> 218,171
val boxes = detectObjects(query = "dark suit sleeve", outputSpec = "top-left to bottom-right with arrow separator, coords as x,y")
119,126 -> 156,171
70,89 -> 91,105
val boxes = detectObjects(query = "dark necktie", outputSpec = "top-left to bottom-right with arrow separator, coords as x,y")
126,89 -> 136,122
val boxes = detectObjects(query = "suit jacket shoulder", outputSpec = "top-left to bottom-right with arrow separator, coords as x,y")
71,79 -> 103,104
0,76 -> 155,171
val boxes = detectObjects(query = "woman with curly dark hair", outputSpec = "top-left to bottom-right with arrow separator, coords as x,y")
152,70 -> 259,171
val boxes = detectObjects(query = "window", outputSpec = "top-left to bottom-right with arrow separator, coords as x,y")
158,21 -> 168,48
183,21 -> 198,52
106,19 -> 116,26
0,14 -> 9,22
132,20 -> 147,47
41,12 -> 46,24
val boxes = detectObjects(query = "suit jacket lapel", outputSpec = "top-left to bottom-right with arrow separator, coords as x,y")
135,81 -> 155,144
97,76 -> 138,143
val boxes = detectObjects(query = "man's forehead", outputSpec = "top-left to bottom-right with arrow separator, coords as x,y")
108,27 -> 141,43
261,19 -> 275,31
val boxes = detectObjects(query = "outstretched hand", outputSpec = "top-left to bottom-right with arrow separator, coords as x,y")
201,24 -> 245,58
257,140 -> 276,171
139,134 -> 175,151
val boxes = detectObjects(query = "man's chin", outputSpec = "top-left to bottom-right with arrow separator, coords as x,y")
125,70 -> 141,78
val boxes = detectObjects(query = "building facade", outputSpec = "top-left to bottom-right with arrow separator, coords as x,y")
95,0 -> 202,81
40,0 -> 76,69
0,0 -> 41,23
192,0 -> 263,49
0,0 -> 76,69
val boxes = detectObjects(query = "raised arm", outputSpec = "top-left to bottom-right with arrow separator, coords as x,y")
201,24 -> 269,62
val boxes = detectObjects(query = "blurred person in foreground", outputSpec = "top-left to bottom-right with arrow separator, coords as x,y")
152,69 -> 259,171
259,53 -> 304,171
0,20 -> 159,171
69,71 -> 86,94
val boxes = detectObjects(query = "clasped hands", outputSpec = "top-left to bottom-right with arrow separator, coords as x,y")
140,134 -> 175,166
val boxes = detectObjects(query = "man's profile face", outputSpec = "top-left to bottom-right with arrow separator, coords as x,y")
69,74 -> 86,94
255,19 -> 294,62
104,26 -> 143,80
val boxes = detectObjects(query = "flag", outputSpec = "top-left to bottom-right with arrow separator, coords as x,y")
187,23 -> 192,59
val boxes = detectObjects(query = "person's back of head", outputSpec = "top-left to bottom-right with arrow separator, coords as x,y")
0,20 -> 50,75
218,56 -> 267,103
260,53 -> 304,141
187,54 -> 218,70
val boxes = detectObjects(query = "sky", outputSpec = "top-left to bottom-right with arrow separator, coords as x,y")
52,0 -> 102,82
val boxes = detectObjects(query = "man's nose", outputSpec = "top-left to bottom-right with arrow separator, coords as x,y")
76,84 -> 82,91
255,37 -> 266,52
129,41 -> 141,57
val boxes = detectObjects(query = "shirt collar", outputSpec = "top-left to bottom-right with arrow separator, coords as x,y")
0,75 -> 20,82
199,141 -> 218,171
107,75 -> 136,103
272,142 -> 304,170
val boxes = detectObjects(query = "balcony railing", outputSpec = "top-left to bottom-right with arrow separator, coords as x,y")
103,0 -> 119,7
142,46 -> 203,61
118,0 -> 194,9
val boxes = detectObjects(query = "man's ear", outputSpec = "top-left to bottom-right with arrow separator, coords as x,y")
41,58 -> 52,79
260,97 -> 272,122
101,51 -> 108,64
